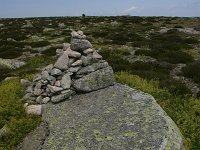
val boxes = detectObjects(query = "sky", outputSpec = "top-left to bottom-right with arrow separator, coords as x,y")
0,0 -> 200,18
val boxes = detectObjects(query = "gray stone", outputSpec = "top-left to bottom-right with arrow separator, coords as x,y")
20,79 -> 31,86
23,93 -> 36,101
54,51 -> 69,70
68,58 -> 75,67
71,60 -> 82,67
70,38 -> 92,51
34,88 -> 43,96
36,96 -> 43,104
47,85 -> 63,93
42,97 -> 50,104
56,49 -> 64,56
76,61 -> 109,75
63,43 -> 70,50
41,71 -> 49,80
33,75 -> 41,82
50,68 -> 62,76
25,105 -> 42,116
51,90 -> 72,103
93,51 -> 102,59
66,49 -> 81,58
26,86 -> 34,94
81,55 -> 98,66
83,48 -> 94,54
71,31 -> 86,39
4,77 -> 19,81
47,76 -> 56,85
61,74 -> 71,89
73,66 -> 115,92
68,66 -> 81,73
37,84 -> 184,149
0,58 -> 26,69
43,64 -> 53,73
55,81 -> 61,87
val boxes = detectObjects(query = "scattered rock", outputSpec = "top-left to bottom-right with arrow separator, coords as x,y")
0,58 -> 26,69
25,105 -> 42,116
4,77 -> 19,81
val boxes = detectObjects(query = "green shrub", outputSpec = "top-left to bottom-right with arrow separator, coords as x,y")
0,79 -> 41,149
29,41 -> 50,48
182,61 -> 200,83
115,72 -> 200,150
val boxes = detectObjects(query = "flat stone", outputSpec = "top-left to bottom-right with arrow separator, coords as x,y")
34,88 -> 43,96
20,79 -> 31,87
83,48 -> 94,54
54,51 -> 69,70
23,93 -> 36,101
76,61 -> 108,75
73,66 -> 115,92
70,38 -> 92,51
47,85 -> 63,93
66,49 -> 81,58
25,105 -> 42,116
55,81 -> 61,87
93,51 -> 102,59
33,75 -> 41,82
56,49 -> 64,56
50,68 -> 62,76
51,90 -> 72,103
68,66 -> 81,73
39,84 -> 184,149
71,60 -> 82,67
61,74 -> 71,89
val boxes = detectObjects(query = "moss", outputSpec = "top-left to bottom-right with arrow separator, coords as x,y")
0,78 -> 41,149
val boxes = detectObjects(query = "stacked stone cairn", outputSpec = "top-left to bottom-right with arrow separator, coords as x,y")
22,31 -> 115,115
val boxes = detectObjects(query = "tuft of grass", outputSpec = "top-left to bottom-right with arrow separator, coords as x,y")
115,72 -> 200,150
0,78 -> 41,149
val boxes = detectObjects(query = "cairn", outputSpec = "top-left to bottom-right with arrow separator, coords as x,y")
22,31 -> 115,115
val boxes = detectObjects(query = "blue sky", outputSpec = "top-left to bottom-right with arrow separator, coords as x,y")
0,0 -> 199,18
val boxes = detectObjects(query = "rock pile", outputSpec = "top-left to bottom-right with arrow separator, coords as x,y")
22,31 -> 115,115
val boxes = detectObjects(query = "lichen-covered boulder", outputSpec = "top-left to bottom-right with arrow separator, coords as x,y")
38,84 -> 184,149
72,66 -> 115,92
70,38 -> 92,51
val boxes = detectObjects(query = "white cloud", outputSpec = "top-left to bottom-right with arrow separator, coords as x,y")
123,6 -> 137,12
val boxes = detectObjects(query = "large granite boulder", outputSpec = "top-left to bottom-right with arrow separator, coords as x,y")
18,84 -> 184,149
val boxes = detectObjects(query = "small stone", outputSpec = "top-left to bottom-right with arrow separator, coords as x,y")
25,105 -> 42,116
41,80 -> 48,85
71,60 -> 83,67
66,49 -> 81,58
43,64 -> 53,73
70,38 -> 92,51
54,51 -> 69,70
63,43 -> 70,50
36,96 -> 43,104
68,58 -> 76,67
83,48 -> 94,54
24,103 -> 29,108
50,68 -> 62,76
93,51 -> 102,59
47,85 -> 63,93
81,56 -> 98,66
55,81 -> 61,87
56,49 -> 64,56
69,66 -> 81,73
41,71 -> 49,80
26,85 -> 34,93
23,93 -> 36,101
35,82 -> 42,89
51,91 -> 72,103
20,79 -> 31,86
47,76 -> 56,85
4,77 -> 19,81
42,97 -> 50,104
34,88 -> 43,96
61,74 -> 71,89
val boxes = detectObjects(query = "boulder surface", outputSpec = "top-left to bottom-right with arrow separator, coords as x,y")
18,84 -> 184,150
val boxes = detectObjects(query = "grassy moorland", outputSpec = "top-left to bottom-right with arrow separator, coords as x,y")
0,16 -> 199,149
